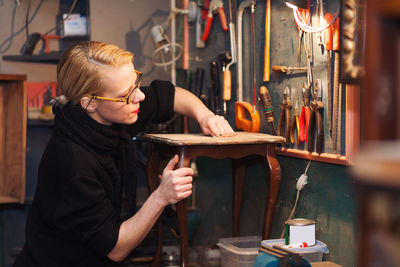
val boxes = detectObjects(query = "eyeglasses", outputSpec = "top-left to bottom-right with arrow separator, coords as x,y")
88,70 -> 143,104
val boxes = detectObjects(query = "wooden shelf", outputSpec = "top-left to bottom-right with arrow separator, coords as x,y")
2,52 -> 62,64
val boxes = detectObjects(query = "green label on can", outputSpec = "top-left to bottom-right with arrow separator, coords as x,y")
285,223 -> 289,245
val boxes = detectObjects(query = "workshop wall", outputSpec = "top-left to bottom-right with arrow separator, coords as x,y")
0,0 -> 59,80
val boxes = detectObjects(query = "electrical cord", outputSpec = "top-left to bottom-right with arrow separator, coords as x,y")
41,0 -> 78,37
286,2 -> 339,34
280,159 -> 312,238
25,0 -> 32,42
0,0 -> 78,54
0,0 -> 44,54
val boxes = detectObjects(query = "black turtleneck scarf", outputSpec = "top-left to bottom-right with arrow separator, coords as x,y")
13,80 -> 175,267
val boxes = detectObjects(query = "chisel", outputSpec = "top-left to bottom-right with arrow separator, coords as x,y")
260,86 -> 276,135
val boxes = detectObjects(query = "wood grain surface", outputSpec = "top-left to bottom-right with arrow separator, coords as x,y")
143,131 -> 285,146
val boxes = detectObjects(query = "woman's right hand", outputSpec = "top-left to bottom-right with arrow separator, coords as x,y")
155,155 -> 193,206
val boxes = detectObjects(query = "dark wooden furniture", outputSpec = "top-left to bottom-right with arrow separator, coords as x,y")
353,1 -> 400,266
352,144 -> 400,267
143,132 -> 285,267
0,74 -> 27,204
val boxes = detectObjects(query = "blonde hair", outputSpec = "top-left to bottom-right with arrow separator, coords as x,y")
57,41 -> 134,104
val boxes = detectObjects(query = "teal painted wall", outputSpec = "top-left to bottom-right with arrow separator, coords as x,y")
191,156 -> 357,267
190,1 -> 357,266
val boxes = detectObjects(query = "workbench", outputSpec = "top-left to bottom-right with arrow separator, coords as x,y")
143,132 -> 285,267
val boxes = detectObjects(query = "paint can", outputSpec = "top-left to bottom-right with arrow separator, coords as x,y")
285,218 -> 316,246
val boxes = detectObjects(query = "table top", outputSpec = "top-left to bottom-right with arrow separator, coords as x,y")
143,132 -> 285,146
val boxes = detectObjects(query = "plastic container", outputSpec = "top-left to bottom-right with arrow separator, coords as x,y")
261,239 -> 329,262
217,236 -> 261,267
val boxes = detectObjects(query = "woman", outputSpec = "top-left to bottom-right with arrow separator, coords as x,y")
14,41 -> 235,266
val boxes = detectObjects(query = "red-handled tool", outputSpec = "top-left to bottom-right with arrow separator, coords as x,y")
202,0 -> 228,41
299,83 -> 310,143
325,12 -> 340,151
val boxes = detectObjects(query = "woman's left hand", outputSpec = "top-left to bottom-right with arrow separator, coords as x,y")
199,114 -> 237,137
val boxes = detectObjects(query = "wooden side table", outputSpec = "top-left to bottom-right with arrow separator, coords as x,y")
143,132 -> 285,267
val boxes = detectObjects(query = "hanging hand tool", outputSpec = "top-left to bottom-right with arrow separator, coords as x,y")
235,0 -> 260,133
325,12 -> 340,151
304,32 -> 313,90
194,67 -> 207,105
218,51 -> 232,115
307,79 -> 324,154
299,83 -> 311,143
236,0 -> 251,104
330,14 -> 341,152
202,0 -> 228,41
277,87 -> 292,144
235,101 -> 260,132
295,8 -> 309,64
195,0 -> 205,48
222,0 -> 237,115
183,0 -> 190,70
325,12 -> 334,136
210,60 -> 222,115
250,2 -> 257,115
316,0 -> 325,52
263,0 -> 271,81
272,65 -> 307,73
259,86 -> 276,135
290,100 -> 300,145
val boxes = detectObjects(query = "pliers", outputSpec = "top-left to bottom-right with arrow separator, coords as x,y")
307,79 -> 324,154
202,0 -> 228,41
299,82 -> 310,143
277,87 -> 292,145
290,100 -> 300,145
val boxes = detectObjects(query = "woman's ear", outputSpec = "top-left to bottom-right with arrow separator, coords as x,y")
80,96 -> 97,112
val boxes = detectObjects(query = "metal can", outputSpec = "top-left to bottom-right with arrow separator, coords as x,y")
285,218 -> 316,246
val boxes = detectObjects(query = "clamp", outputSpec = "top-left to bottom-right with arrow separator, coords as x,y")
202,0 -> 228,41
307,79 -> 324,154
277,87 -> 292,144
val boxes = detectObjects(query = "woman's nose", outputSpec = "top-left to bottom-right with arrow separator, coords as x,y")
132,88 -> 145,103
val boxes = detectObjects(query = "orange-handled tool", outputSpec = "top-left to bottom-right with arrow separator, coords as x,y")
235,101 -> 260,133
223,70 -> 231,102
290,101 -> 300,144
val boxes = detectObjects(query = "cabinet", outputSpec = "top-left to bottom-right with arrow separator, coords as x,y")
0,74 -> 27,204
351,0 -> 400,266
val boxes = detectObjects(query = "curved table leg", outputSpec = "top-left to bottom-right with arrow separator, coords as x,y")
146,147 -> 162,267
232,158 -> 246,237
175,150 -> 191,267
263,144 -> 281,239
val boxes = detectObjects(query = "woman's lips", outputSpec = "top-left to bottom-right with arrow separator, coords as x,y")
132,108 -> 140,114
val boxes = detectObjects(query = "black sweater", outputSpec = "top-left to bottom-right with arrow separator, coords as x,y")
14,80 -> 175,267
